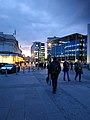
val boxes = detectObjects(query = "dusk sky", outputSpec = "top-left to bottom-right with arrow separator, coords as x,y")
0,0 -> 90,56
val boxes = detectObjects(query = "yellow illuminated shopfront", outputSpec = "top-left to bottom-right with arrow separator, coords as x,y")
0,55 -> 24,64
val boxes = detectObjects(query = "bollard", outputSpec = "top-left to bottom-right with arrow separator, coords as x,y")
5,68 -> 7,77
28,66 -> 30,72
16,67 -> 18,75
38,64 -> 39,70
89,64 -> 90,70
87,64 -> 90,70
23,67 -> 25,73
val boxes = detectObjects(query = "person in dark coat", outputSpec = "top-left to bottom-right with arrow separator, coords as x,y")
50,57 -> 61,94
70,62 -> 73,70
63,60 -> 70,81
46,59 -> 51,84
74,60 -> 83,82
44,62 -> 46,69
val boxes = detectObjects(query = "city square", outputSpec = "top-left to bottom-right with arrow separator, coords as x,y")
0,67 -> 90,120
0,0 -> 90,120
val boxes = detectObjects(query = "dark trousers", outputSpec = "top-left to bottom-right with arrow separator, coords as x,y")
48,70 -> 50,79
51,73 -> 58,92
63,71 -> 70,81
75,71 -> 81,81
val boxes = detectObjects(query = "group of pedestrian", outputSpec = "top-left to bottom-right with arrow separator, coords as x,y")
47,57 -> 83,94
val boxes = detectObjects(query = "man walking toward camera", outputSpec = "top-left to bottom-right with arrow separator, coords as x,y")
50,57 -> 61,94
46,59 -> 51,84
63,59 -> 70,81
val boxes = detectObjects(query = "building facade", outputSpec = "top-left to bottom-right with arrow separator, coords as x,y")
47,33 -> 87,62
87,24 -> 90,63
31,42 -> 45,63
0,32 -> 23,64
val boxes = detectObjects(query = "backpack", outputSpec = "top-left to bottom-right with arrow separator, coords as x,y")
74,62 -> 82,72
75,62 -> 82,69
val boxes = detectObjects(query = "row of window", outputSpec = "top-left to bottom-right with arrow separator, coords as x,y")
47,37 -> 87,61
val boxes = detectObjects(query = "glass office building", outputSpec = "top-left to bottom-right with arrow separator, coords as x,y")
31,42 -> 45,63
87,24 -> 90,63
47,33 -> 87,62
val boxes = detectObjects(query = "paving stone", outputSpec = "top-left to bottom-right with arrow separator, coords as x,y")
0,108 -> 9,120
7,108 -> 24,120
0,68 -> 90,120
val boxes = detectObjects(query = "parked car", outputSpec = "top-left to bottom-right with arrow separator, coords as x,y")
0,63 -> 7,68
0,63 -> 20,74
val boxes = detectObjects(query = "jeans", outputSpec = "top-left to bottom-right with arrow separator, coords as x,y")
51,73 -> 58,92
63,70 -> 70,81
75,71 -> 81,81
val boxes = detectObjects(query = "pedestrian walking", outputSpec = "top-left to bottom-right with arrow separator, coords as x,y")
70,62 -> 73,70
46,59 -> 51,84
44,62 -> 46,69
74,60 -> 83,82
63,60 -> 70,81
49,57 -> 61,94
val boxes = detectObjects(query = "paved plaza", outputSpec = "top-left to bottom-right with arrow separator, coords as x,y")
0,68 -> 90,120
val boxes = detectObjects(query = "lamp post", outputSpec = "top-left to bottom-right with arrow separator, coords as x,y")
54,44 -> 56,57
75,34 -> 77,61
37,47 -> 39,70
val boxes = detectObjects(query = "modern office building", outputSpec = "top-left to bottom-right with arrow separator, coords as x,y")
87,24 -> 90,63
0,32 -> 24,64
31,42 -> 45,63
47,33 -> 87,62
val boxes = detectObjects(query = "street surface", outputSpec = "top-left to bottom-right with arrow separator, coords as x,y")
0,68 -> 90,120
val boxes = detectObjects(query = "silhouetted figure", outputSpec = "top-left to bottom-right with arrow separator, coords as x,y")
63,60 -> 70,81
46,59 -> 51,84
70,62 -> 73,70
50,57 -> 61,94
44,62 -> 46,69
74,60 -> 83,82
40,62 -> 43,69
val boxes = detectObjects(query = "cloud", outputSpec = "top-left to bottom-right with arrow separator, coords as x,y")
21,46 -> 30,50
19,3 -> 31,14
0,14 -> 10,19
0,0 -> 90,56
0,0 -> 17,9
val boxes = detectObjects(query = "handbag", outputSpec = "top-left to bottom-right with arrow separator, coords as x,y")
46,76 -> 51,85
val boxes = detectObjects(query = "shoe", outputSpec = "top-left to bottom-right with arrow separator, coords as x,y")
46,77 -> 49,84
79,80 -> 82,82
53,91 -> 56,94
75,77 -> 76,80
52,90 -> 56,94
68,79 -> 71,81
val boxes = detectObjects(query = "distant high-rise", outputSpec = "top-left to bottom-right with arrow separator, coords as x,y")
31,42 -> 45,63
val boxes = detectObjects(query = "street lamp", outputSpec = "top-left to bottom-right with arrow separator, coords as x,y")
37,47 -> 40,70
48,42 -> 51,47
37,46 -> 39,70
